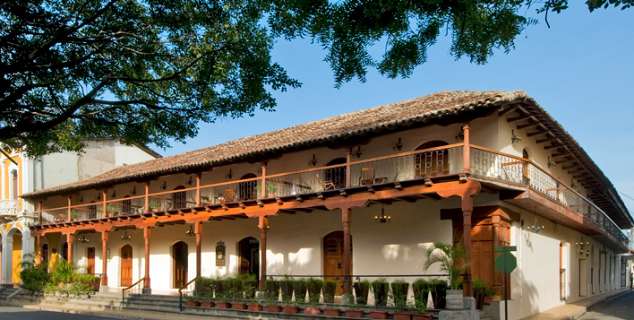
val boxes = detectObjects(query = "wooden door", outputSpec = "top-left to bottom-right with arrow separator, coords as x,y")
87,247 -> 95,275
121,245 -> 133,287
173,241 -> 188,288
324,231 -> 351,296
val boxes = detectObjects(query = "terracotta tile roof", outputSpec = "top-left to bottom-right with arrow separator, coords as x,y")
18,89 -> 633,229
23,90 -> 523,198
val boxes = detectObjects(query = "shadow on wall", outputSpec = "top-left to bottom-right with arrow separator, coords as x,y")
520,273 -> 541,318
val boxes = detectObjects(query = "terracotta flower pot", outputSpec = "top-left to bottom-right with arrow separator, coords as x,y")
369,310 -> 389,319
200,301 -> 214,308
216,302 -> 231,309
345,309 -> 364,318
248,303 -> 263,311
323,308 -> 341,317
394,312 -> 412,320
412,313 -> 433,320
186,300 -> 200,307
232,302 -> 247,310
265,305 -> 282,312
483,296 -> 493,305
304,307 -> 321,315
283,305 -> 299,314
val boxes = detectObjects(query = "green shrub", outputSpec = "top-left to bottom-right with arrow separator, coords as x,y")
19,258 -> 50,292
390,279 -> 409,310
195,277 -> 215,300
293,279 -> 307,303
371,278 -> 389,307
322,279 -> 337,303
472,277 -> 487,294
306,277 -> 323,304
353,280 -> 370,305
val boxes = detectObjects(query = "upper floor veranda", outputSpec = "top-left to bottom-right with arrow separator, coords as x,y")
22,90 -> 633,251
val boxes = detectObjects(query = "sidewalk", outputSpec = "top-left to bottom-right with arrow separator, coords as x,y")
521,288 -> 633,320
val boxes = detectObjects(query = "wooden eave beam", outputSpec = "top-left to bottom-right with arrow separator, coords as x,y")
527,130 -> 547,137
536,137 -> 559,144
552,151 -> 571,158
544,144 -> 563,150
498,105 -> 519,117
517,122 -> 541,130
507,115 -> 530,122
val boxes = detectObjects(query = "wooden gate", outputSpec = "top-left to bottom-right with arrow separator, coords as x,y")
121,245 -> 133,287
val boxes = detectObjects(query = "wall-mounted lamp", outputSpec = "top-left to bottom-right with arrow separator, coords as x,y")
132,186 -> 137,195
111,190 -> 116,198
575,238 -> 590,256
79,195 -> 84,203
570,178 -> 576,189
375,204 -> 391,224
353,146 -> 362,158
225,169 -> 233,180
599,246 -> 608,255
308,154 -> 317,167
161,181 -> 167,190
522,216 -> 544,234
121,230 -> 131,241
76,234 -> 89,243
185,225 -> 195,236
393,138 -> 403,151
511,130 -> 522,144
547,157 -> 557,169
187,176 -> 193,186
455,128 -> 464,142
96,193 -> 101,201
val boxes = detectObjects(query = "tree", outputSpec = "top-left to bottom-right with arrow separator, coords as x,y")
267,0 -> 632,86
0,0 -> 300,157
2,0 -> 630,157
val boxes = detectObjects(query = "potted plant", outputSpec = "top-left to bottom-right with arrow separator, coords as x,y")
354,280 -> 370,306
412,298 -> 433,320
185,292 -> 200,307
424,241 -> 468,310
412,278 -> 429,307
293,278 -> 307,303
303,291 -> 321,316
483,286 -> 496,305
244,282 -> 262,311
344,298 -> 364,318
266,183 -> 278,198
322,279 -> 337,304
391,279 -> 411,320
283,300 -> 300,314
369,277 -> 389,319
472,277 -> 486,310
264,279 -> 282,312
428,279 -> 447,309
306,277 -> 323,304
216,288 -> 232,309
197,277 -> 215,308
280,275 -> 294,302
242,274 -> 258,299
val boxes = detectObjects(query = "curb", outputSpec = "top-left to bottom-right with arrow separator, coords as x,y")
12,304 -> 158,320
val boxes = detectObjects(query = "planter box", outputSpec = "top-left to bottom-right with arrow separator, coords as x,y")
345,309 -> 364,318
216,302 -> 231,309
248,303 -> 263,311
232,302 -> 247,310
200,301 -> 214,308
304,307 -> 321,315
323,308 -> 341,317
394,312 -> 412,320
265,305 -> 282,312
369,310 -> 389,319
483,296 -> 493,305
283,306 -> 299,314
186,300 -> 200,307
412,313 -> 433,320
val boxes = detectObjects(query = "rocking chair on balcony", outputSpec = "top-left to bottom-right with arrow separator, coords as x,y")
218,189 -> 236,203
317,174 -> 336,191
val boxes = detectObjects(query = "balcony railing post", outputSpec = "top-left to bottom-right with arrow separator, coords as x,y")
463,123 -> 470,173
67,196 -> 71,221
346,149 -> 351,188
38,200 -> 42,225
261,163 -> 267,198
145,182 -> 150,213
103,190 -> 107,218
195,173 -> 201,206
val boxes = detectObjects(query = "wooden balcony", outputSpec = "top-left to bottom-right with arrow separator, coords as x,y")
31,143 -> 628,248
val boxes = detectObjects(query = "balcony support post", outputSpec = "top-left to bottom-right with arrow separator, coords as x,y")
342,207 -> 352,294
492,214 -> 502,295
195,222 -> 202,280
258,216 -> 268,291
102,231 -> 109,286
38,201 -> 42,225
36,235 -> 43,265
261,163 -> 267,198
143,227 -> 151,294
463,123 -> 471,173
145,182 -> 150,213
102,190 -> 107,218
462,195 -> 473,297
66,233 -> 74,264
195,173 -> 201,206
346,149 -> 351,188
67,196 -> 71,221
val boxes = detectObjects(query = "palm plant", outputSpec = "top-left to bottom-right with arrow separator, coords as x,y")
423,241 -> 468,290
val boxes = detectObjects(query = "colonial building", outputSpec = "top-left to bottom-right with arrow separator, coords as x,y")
21,91 -> 633,320
0,139 -> 160,286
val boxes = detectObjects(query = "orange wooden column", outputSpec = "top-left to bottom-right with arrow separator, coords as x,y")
143,227 -> 152,294
67,234 -> 74,264
258,216 -> 268,291
463,123 -> 471,173
195,222 -> 202,279
101,231 -> 109,286
342,207 -> 352,294
36,235 -> 43,265
462,195 -> 473,297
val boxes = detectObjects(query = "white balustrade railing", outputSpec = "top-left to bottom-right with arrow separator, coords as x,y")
0,199 -> 20,216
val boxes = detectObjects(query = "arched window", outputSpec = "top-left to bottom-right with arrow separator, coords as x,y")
172,186 -> 186,209
11,170 -> 18,200
325,158 -> 346,189
239,173 -> 258,200
414,141 -> 449,178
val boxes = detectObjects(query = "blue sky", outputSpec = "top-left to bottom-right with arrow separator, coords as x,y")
153,3 -> 634,217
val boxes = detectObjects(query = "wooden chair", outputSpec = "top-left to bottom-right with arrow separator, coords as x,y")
359,167 -> 375,185
219,189 -> 236,203
55,214 -> 66,223
317,174 -> 336,191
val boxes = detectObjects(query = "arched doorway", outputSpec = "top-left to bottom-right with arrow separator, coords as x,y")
121,245 -> 133,287
173,241 -> 188,288
172,186 -> 187,209
238,237 -> 260,279
12,230 -> 22,283
0,235 -> 3,282
42,244 -> 49,273
323,231 -> 352,296
239,173 -> 258,200
62,242 -> 69,261
325,158 -> 346,189
415,141 -> 449,178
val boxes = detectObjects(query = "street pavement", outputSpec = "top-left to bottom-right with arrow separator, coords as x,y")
0,305 -> 118,320
579,290 -> 634,320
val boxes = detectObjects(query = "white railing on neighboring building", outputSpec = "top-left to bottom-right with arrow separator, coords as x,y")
0,199 -> 20,217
